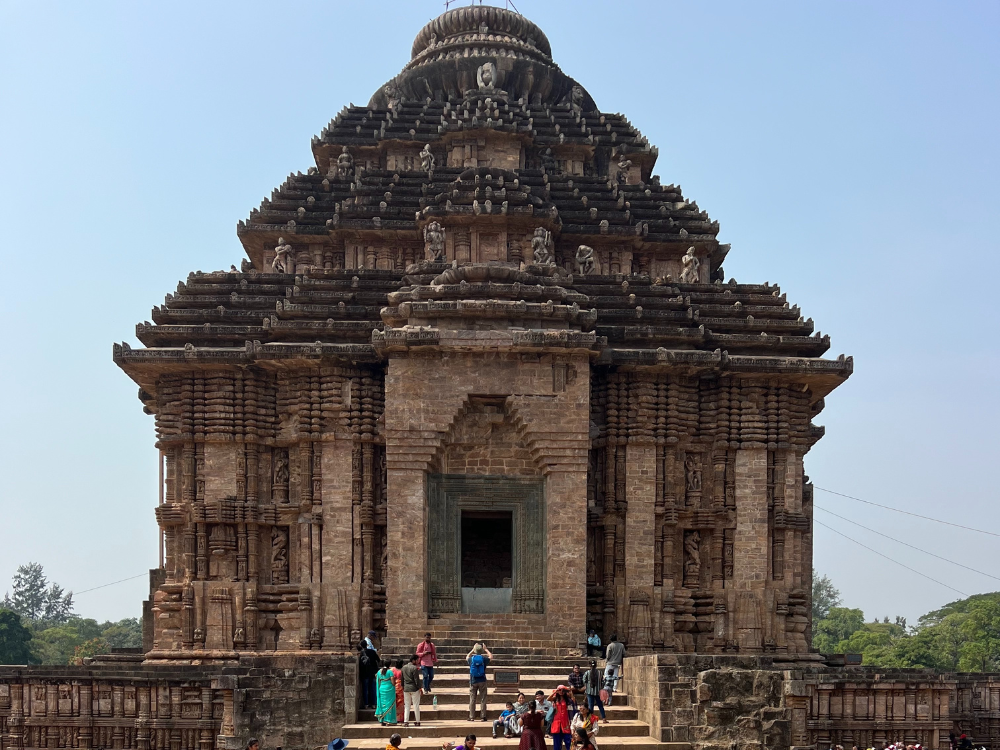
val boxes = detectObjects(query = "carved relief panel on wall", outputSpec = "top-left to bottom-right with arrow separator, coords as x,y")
272,449 -> 289,503
683,530 -> 702,588
270,526 -> 289,584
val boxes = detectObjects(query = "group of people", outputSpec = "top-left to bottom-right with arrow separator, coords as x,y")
357,631 -> 439,726
829,737 -> 986,750
357,630 -> 630,750
488,684 -> 601,750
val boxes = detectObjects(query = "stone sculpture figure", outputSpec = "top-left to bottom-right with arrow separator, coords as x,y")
271,527 -> 289,585
616,156 -> 632,185
570,84 -> 584,113
419,143 -> 435,172
575,244 -> 596,275
423,220 -> 446,262
680,246 -> 701,283
684,530 -> 702,583
684,453 -> 702,492
273,451 -> 289,487
477,61 -> 497,91
336,146 -> 354,180
541,147 -> 557,174
271,238 -> 293,274
384,80 -> 401,112
531,227 -> 553,264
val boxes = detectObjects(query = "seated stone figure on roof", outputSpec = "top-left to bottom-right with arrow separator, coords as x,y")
680,246 -> 700,284
335,147 -> 354,180
575,244 -> 596,275
477,61 -> 498,92
531,227 -> 553,265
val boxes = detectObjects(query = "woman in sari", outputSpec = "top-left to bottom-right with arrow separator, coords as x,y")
392,659 -> 404,719
375,659 -> 398,725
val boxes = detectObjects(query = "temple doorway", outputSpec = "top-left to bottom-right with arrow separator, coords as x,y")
461,511 -> 513,587
461,510 -> 513,613
427,474 -> 545,615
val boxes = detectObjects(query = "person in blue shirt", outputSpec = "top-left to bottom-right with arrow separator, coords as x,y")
466,642 -> 493,721
492,701 -> 516,739
586,630 -> 603,658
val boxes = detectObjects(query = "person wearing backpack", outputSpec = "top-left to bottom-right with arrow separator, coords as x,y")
466,642 -> 493,721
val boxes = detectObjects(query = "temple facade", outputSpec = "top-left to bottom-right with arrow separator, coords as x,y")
7,9 -> 1000,750
115,5 -> 852,663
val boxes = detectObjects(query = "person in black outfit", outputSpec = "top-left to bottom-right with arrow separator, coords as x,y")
358,639 -> 380,710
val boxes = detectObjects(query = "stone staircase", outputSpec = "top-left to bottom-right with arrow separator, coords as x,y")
340,650 -> 689,750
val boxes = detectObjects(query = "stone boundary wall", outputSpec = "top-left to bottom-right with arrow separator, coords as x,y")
0,656 -> 354,750
623,654 -> 1000,750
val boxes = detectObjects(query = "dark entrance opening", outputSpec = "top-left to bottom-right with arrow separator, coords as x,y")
461,511 -> 512,588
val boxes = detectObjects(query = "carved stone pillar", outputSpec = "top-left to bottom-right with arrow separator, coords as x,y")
625,442 -> 655,651
733,447 -> 768,651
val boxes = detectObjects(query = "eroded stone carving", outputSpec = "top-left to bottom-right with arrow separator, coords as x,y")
272,449 -> 289,502
477,61 -> 498,91
684,530 -> 701,586
270,526 -> 289,585
685,453 -> 702,493
423,220 -> 446,261
335,146 -> 354,180
681,246 -> 701,283
575,244 -> 596,275
617,155 -> 632,184
531,227 -> 553,264
271,238 -> 293,274
419,143 -> 435,172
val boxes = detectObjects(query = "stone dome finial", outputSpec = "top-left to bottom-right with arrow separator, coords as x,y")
410,5 -> 551,60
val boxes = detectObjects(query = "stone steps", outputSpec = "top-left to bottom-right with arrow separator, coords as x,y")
342,738 -> 688,750
357,699 -> 637,720
415,676 -> 601,691
342,719 -> 654,739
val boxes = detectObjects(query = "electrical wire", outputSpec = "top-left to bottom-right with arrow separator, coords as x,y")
815,504 -> 1000,582
73,573 -> 147,596
815,486 -> 1000,538
814,518 -> 967,597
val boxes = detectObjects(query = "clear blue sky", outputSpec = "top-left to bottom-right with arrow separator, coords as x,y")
1,0 -> 997,626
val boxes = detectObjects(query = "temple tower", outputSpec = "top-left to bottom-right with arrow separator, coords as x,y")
116,5 -> 850,661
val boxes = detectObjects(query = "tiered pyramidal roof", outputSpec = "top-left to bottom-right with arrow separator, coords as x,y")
117,4 -> 851,404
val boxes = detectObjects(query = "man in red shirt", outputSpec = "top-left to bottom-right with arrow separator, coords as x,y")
416,632 -> 438,693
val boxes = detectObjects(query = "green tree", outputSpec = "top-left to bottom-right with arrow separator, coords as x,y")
100,618 -> 142,649
2,563 -> 74,625
0,609 -> 37,664
813,607 -> 865,653
812,569 -> 841,633
31,618 -> 103,665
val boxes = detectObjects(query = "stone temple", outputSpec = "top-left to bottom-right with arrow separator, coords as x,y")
116,5 -> 851,662
4,8 -> 997,750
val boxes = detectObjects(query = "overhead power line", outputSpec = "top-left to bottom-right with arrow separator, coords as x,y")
74,573 -> 147,596
814,518 -> 967,597
815,486 -> 1000,538
815,504 -> 1000,583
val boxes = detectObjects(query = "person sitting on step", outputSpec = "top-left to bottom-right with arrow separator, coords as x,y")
507,692 -> 530,737
386,734 -> 402,750
493,701 -> 517,739
570,704 -> 600,750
